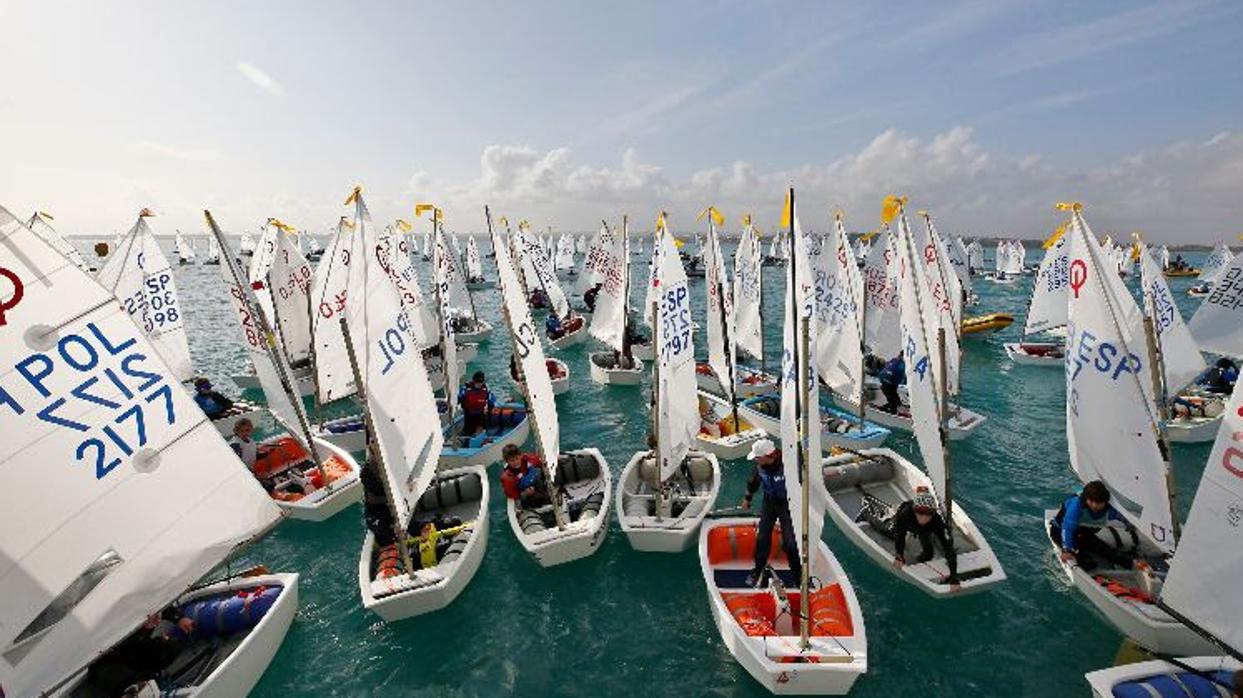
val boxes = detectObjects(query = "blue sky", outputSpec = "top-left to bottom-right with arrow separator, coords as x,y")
2,1 -> 1241,241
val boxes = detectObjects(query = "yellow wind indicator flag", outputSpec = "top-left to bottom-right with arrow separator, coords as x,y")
415,203 -> 436,217
880,195 -> 906,225
833,208 -> 845,222
1129,233 -> 1143,260
518,219 -> 530,231
498,216 -> 509,228
696,206 -> 725,228
656,211 -> 669,234
268,218 -> 297,234
38,211 -> 54,220
1054,201 -> 1083,212
674,237 -> 686,249
779,192 -> 793,229
138,207 -> 156,218
396,218 -> 413,232
1042,221 -> 1069,249
344,185 -> 363,205
339,215 -> 355,230
741,213 -> 752,227
859,228 -> 880,242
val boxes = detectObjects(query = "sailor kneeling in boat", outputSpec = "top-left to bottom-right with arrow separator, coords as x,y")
192,377 -> 234,419
740,439 -> 801,588
884,488 -> 960,592
1049,480 -> 1137,571
501,444 -> 552,509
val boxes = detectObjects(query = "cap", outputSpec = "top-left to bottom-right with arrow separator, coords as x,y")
746,439 -> 777,461
912,486 -> 938,514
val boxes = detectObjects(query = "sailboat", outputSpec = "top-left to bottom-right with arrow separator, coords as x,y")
325,190 -> 485,621
0,205 -> 298,698
239,231 -> 256,256
26,211 -> 96,272
1043,204 -> 1216,654
463,234 -> 489,289
208,212 -> 363,521
1188,240 -> 1234,297
700,189 -> 867,694
588,217 -> 645,384
433,224 -> 492,343
617,216 -> 722,552
303,230 -> 325,261
693,206 -> 766,460
1004,220 -> 1071,367
696,215 -> 778,397
966,239 -> 985,273
990,240 -> 1023,283
554,233 -> 577,278
173,229 -> 196,265
434,222 -> 528,469
97,210 -> 195,383
487,207 -> 612,567
515,222 -> 588,349
203,233 -> 221,265
1084,376 -> 1243,693
819,198 -> 1006,596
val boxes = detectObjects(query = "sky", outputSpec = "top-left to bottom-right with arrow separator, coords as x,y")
2,0 -> 1242,242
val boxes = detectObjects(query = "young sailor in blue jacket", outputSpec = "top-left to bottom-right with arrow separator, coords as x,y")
1048,480 -> 1137,570
740,439 -> 801,587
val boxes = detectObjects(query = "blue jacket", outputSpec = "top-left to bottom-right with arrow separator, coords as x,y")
745,459 -> 788,501
1057,494 -> 1126,551
546,314 -> 563,334
878,357 -> 906,387
193,392 -> 231,419
517,464 -> 543,492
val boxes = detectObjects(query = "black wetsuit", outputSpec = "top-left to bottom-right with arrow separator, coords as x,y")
890,501 -> 959,584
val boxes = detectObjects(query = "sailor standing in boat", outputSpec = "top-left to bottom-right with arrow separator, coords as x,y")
740,439 -> 801,588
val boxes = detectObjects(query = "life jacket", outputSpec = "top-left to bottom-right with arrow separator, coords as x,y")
461,385 -> 491,414
878,358 -> 905,386
194,393 -> 224,417
757,462 -> 788,501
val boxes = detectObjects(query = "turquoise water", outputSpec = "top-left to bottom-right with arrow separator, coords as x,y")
145,242 -> 1216,697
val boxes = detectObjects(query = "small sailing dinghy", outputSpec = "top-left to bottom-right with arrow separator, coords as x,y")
1004,220 -> 1071,367
514,221 -> 588,349
434,224 -> 493,342
488,207 -> 612,567
617,218 -> 721,552
335,189 -> 485,621
820,199 -> 1006,597
740,394 -> 891,451
695,362 -> 779,396
1045,204 -> 1216,655
0,206 -> 296,698
727,215 -> 784,397
239,231 -> 256,256
700,189 -> 866,695
1085,360 -> 1243,692
174,229 -> 196,265
26,210 -> 96,272
512,356 -> 571,396
832,388 -> 985,440
588,216 -> 645,384
694,390 -> 766,460
209,212 -> 363,521
439,401 -> 531,468
203,233 -> 221,265
463,234 -> 490,289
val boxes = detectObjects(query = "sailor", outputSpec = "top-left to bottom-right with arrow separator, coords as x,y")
1048,480 -> 1138,570
584,283 -> 602,312
1198,357 -> 1239,394
84,608 -> 197,694
500,444 -> 551,509
740,439 -> 801,587
546,312 -> 565,340
877,354 -> 906,413
457,371 -> 496,435
192,377 -> 234,419
411,520 -> 474,569
228,418 -> 260,468
888,487 -> 961,592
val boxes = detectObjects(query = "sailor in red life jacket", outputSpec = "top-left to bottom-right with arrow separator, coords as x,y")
500,444 -> 551,509
457,371 -> 496,435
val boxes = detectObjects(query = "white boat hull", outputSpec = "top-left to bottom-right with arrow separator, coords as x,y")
512,358 -> 570,396
741,395 -> 891,451
454,319 -> 493,343
548,321 -> 588,349
507,448 -> 611,567
694,391 -> 766,460
232,363 -> 316,397
358,466 -> 490,621
833,389 -> 985,440
700,518 -> 867,695
439,408 -> 531,469
695,364 -> 779,398
1042,510 -> 1218,655
1085,656 -> 1241,697
1002,342 -> 1065,367
819,449 -> 1007,596
275,438 -> 363,522
589,352 -> 644,385
616,449 -> 721,552
210,399 -> 266,436
315,413 -> 367,453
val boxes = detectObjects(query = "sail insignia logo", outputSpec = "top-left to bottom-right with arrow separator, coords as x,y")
1227,504 -> 1242,528
0,266 -> 24,326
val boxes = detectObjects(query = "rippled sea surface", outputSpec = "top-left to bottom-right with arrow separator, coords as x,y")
97,239 -> 1217,697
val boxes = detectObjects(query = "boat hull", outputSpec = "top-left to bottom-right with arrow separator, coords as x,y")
741,394 -> 891,451
439,403 -> 531,468
507,448 -> 611,567
232,363 -> 316,397
1002,342 -> 1065,367
616,449 -> 721,553
275,438 -> 363,522
1084,656 -> 1241,697
589,352 -> 644,385
210,399 -> 266,436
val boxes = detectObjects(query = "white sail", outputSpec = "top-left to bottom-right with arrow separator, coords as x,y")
1199,241 -> 1233,282
576,224 -> 610,295
239,232 -> 256,255
344,193 -> 443,525
305,232 -> 325,256
465,234 -> 484,280
554,234 -> 575,273
1187,248 -> 1243,357
576,234 -> 587,254
1158,245 -> 1170,271
377,226 -> 438,349
1160,377 -> 1243,653
214,223 -> 309,437
491,218 -> 560,481
1065,210 -> 1175,553
26,212 -> 90,271
205,235 -> 221,263
1138,244 -> 1204,394
96,216 -> 194,382
1023,232 -> 1071,335
516,227 -> 570,319
913,214 -> 962,394
310,218 -> 356,403
267,229 -> 314,365
0,207 -> 281,698
894,213 -> 951,504
655,228 -> 698,479
433,228 -> 473,317
704,219 -> 736,406
588,221 -> 629,352
945,235 -> 973,299
966,240 -> 985,271
431,226 -> 461,415
779,202 -> 824,559
643,230 -> 662,329
732,224 -> 764,361
812,215 -> 865,405
862,231 -> 902,360
173,230 -> 195,262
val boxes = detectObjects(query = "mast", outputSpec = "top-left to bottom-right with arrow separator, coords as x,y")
1142,314 -> 1181,543
757,225 -> 767,377
787,188 -> 811,649
651,299 -> 664,520
712,218 -> 741,429
937,327 -> 954,541
305,278 -> 324,427
431,225 -> 456,421
621,215 -> 632,361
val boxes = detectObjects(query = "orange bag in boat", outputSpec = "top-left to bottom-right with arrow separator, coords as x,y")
724,594 -> 777,637
376,544 -> 402,579
718,418 -> 736,437
808,584 -> 854,637
707,525 -> 758,564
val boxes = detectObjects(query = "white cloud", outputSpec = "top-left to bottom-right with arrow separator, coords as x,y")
138,140 -> 222,162
236,61 -> 284,97
404,126 -> 1243,243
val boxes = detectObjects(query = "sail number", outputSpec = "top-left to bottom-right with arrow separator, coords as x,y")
0,321 -> 176,479
121,272 -> 181,332
378,311 -> 414,376
659,284 -> 692,362
813,269 -> 857,329
1065,324 -> 1143,382
229,286 -> 264,349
